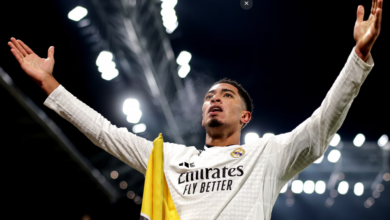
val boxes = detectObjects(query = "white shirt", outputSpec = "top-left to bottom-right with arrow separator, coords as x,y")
44,47 -> 374,220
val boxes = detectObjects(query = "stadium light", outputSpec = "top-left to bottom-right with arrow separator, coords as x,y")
161,0 -> 178,9
338,181 -> 349,195
313,155 -> 324,164
98,61 -> 116,73
262,133 -> 275,139
353,133 -> 365,147
176,51 -> 192,66
327,149 -> 341,163
330,133 -> 341,147
160,2 -> 179,33
123,98 -> 142,123
166,21 -> 179,34
132,123 -> 146,133
123,99 -> 140,113
126,110 -> 142,124
178,64 -> 191,78
315,181 -> 326,194
378,134 -> 388,147
68,6 -> 88,22
354,182 -> 364,196
101,69 -> 119,81
291,180 -> 303,194
96,51 -> 114,66
303,180 -> 315,194
245,132 -> 259,145
280,184 -> 288,193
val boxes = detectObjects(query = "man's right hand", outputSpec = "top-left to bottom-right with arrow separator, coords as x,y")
8,37 -> 59,95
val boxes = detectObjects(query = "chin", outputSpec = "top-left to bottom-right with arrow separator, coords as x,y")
207,118 -> 224,128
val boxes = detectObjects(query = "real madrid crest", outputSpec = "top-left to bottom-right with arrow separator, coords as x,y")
230,147 -> 245,158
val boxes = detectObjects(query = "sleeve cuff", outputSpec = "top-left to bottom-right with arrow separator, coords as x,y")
352,46 -> 375,70
43,84 -> 65,107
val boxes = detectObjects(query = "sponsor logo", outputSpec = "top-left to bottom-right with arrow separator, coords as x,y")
178,165 -> 244,195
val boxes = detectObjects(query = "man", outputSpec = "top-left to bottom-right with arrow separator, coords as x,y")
8,0 -> 383,219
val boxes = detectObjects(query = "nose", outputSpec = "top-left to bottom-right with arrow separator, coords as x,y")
210,94 -> 221,103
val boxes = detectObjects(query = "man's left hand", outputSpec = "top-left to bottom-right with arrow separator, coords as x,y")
354,0 -> 384,62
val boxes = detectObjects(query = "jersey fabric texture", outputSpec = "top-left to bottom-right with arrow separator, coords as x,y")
43,47 -> 374,220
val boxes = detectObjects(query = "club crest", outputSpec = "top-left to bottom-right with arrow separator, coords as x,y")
230,147 -> 245,158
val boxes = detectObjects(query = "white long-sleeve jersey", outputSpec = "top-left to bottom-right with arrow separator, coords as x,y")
43,47 -> 374,220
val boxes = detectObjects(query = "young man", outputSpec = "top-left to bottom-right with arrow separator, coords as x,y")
8,1 -> 383,219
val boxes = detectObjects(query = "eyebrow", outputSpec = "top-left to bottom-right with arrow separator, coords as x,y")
205,88 -> 237,96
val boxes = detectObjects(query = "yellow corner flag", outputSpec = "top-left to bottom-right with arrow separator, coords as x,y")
140,134 -> 180,220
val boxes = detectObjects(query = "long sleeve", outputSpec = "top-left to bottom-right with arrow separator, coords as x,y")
43,85 -> 153,175
268,46 -> 374,182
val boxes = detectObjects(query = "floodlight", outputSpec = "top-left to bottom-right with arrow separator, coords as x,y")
245,132 -> 259,145
178,64 -> 191,78
68,6 -> 88,22
354,182 -> 364,196
327,149 -> 341,163
303,181 -> 315,194
330,133 -> 341,147
378,134 -> 388,147
132,123 -> 146,133
291,180 -> 303,194
126,110 -> 143,124
315,181 -> 326,194
338,181 -> 349,195
353,133 -> 365,147
101,69 -> 118,81
96,51 -> 113,66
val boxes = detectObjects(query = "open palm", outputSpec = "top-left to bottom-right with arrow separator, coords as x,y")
8,38 -> 55,86
354,0 -> 383,55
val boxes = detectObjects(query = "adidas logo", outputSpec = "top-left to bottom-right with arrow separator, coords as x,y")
179,162 -> 195,168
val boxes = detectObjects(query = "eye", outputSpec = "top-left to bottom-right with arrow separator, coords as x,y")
224,94 -> 233,98
205,95 -> 212,99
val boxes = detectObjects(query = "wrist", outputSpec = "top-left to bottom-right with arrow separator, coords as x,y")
41,75 -> 60,96
354,45 -> 370,63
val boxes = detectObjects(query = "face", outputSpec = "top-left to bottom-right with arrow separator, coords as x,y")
202,83 -> 251,130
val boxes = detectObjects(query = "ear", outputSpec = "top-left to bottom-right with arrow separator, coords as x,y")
240,111 -> 251,124
201,114 -> 204,127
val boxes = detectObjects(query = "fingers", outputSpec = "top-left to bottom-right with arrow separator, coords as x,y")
18,39 -> 34,54
10,37 -> 27,57
378,0 -> 383,10
375,8 -> 383,30
8,41 -> 24,60
10,49 -> 23,65
47,46 -> 55,60
357,5 -> 365,23
374,0 -> 383,30
372,0 -> 378,15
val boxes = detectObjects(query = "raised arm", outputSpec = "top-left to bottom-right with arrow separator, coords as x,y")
267,0 -> 383,182
8,38 -> 153,175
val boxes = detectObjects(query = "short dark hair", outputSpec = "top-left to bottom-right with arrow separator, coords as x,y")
210,78 -> 253,128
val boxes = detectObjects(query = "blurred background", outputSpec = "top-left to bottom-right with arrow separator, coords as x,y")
0,0 -> 389,219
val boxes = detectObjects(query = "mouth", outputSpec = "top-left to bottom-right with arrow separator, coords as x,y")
208,106 -> 223,116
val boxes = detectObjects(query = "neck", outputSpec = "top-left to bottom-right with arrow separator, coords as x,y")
205,127 -> 241,147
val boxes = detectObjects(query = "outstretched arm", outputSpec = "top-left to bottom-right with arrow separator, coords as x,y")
8,39 -> 153,175
267,0 -> 383,182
